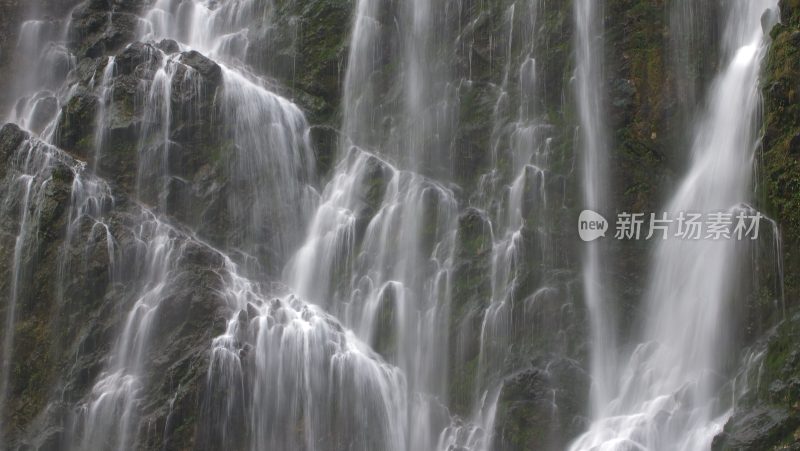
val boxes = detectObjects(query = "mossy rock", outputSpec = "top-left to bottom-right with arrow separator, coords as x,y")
762,0 -> 800,307
714,312 -> 800,450
55,90 -> 98,159
492,357 -> 589,451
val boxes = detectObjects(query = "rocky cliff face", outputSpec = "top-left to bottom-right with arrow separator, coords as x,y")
0,122 -> 231,449
712,1 -> 800,449
0,0 -> 797,450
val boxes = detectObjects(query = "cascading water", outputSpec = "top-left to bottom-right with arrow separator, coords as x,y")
137,0 -> 316,270
283,147 -> 459,450
574,0 -> 618,420
272,0 -> 464,445
571,1 -> 780,449
134,1 -> 418,449
5,16 -> 75,140
0,0 -> 793,449
91,56 -> 116,172
67,215 -> 185,450
340,0 -> 459,176
0,1 -> 348,449
0,136 -> 65,441
203,257 -> 409,451
439,1 -> 580,449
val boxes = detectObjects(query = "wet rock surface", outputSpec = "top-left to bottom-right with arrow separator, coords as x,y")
0,0 -> 798,449
715,311 -> 800,450
493,358 -> 590,451
0,126 -> 233,450
712,2 -> 800,448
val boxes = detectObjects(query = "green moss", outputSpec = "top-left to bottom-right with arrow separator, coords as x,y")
605,0 -> 671,213
717,312 -> 800,449
759,314 -> 800,404
448,355 -> 480,416
452,210 -> 492,314
10,318 -> 55,429
57,92 -> 99,159
761,0 -> 800,307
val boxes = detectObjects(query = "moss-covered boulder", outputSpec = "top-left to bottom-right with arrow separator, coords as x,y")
449,207 -> 493,414
54,89 -> 98,159
69,0 -> 146,58
492,357 -> 589,451
0,128 -> 233,450
714,311 -> 800,450
246,0 -> 354,152
762,0 -> 800,308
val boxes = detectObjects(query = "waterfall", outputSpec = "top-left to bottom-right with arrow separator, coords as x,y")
571,1 -> 780,449
669,0 -> 719,131
0,0 -> 791,449
340,0 -> 459,176
280,0 -> 464,446
0,0 -> 394,448
68,215 -> 186,450
5,16 -> 75,140
438,1 -> 580,449
139,0 -> 316,270
203,259 -> 409,451
92,56 -> 116,173
574,0 -> 618,419
0,136 -> 64,442
135,1 -> 415,449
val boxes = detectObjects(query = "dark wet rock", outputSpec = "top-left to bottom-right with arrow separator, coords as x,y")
600,0 -> 682,345
448,207 -> 493,415
237,308 -> 248,324
64,40 -> 228,217
452,208 -> 493,319
716,312 -> 800,449
492,358 -> 590,451
762,0 -> 800,307
610,77 -> 637,111
0,0 -> 24,110
0,123 -> 29,166
157,38 -> 180,54
353,151 -> 391,232
369,282 -> 399,359
0,130 -> 82,444
28,96 -> 59,134
72,8 -> 140,58
69,3 -> 108,42
713,407 -> 799,450
310,124 -> 339,177
246,302 -> 259,320
54,89 -> 98,159
454,80 -> 501,188
73,57 -> 103,85
245,0 -> 352,126
790,132 -> 800,156
178,239 -> 226,269
115,41 -> 162,75
180,50 -> 223,85
37,167 -> 74,236
170,64 -> 220,117
0,131 -> 233,449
